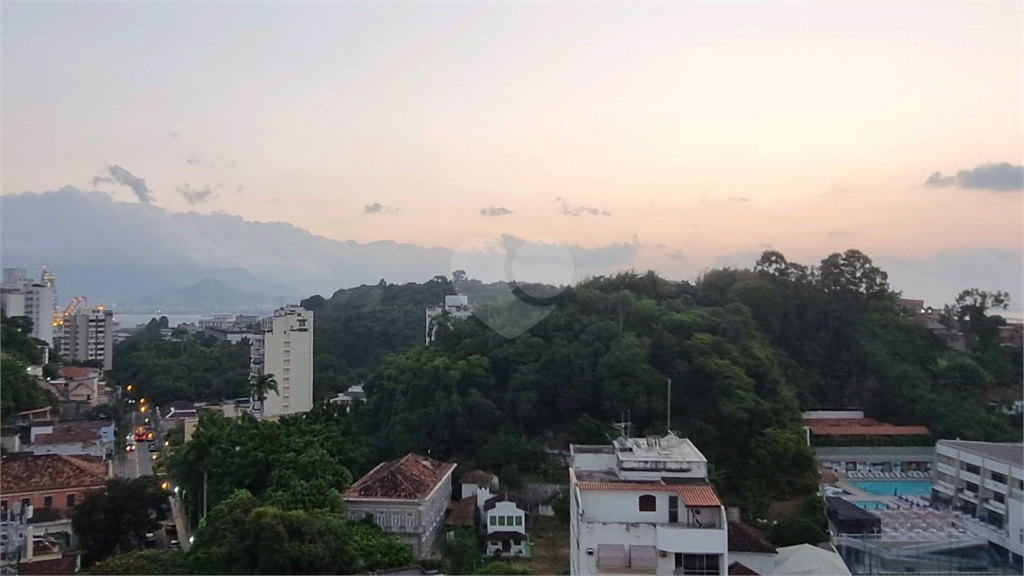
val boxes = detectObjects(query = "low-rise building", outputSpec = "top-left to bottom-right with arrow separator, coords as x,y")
425,295 -> 472,344
931,440 -> 1023,569
344,453 -> 456,559
483,493 -> 530,557
569,433 -> 728,576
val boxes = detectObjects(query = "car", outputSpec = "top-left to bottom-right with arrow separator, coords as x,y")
144,532 -> 156,548
148,443 -> 158,453
169,540 -> 180,550
126,443 -> 137,452
165,523 -> 177,537
151,453 -> 159,461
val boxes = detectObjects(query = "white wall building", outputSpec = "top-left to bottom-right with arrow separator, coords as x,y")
425,295 -> 472,344
1,267 -> 57,346
931,440 -> 1023,569
570,434 -> 728,576
249,306 -> 313,418
484,494 -> 530,557
62,306 -> 114,371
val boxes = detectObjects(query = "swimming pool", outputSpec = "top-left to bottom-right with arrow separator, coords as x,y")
853,501 -> 890,510
849,479 -> 932,497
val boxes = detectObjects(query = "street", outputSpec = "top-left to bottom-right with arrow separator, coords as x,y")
115,409 -> 156,479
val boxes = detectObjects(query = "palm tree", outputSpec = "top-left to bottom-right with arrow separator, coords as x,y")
250,372 -> 279,415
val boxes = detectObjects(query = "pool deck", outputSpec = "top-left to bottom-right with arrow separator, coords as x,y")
825,471 -> 933,511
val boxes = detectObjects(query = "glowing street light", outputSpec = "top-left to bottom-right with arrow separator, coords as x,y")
126,385 -> 133,391
140,406 -> 147,413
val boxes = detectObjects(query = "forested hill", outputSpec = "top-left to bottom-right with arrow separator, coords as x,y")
302,249 -> 1021,515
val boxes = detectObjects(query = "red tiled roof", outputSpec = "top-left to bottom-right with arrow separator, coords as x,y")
1,453 -> 108,494
445,496 -> 477,527
806,417 -> 931,436
344,453 -> 456,501
576,482 -> 721,507
728,561 -> 761,575
728,521 -> 777,554
462,469 -> 497,485
56,366 -> 95,380
32,429 -> 100,445
19,556 -> 78,575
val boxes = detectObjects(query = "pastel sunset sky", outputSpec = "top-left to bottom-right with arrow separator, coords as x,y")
2,2 -> 1021,309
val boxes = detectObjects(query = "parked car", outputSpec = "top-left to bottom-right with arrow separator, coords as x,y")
126,443 -> 137,452
165,522 -> 177,537
169,540 -> 180,550
148,442 -> 158,452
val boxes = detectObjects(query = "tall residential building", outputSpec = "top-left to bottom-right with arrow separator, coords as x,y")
569,433 -> 729,576
249,306 -> 313,418
62,306 -> 115,371
931,440 -> 1023,569
1,267 -> 57,346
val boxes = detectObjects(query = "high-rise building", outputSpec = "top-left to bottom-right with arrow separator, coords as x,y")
62,306 -> 114,371
249,306 -> 313,418
1,267 -> 57,347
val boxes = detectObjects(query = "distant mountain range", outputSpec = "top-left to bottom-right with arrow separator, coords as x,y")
0,187 -> 456,311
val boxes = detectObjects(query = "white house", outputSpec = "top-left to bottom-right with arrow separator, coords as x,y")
931,440 -> 1023,570
425,295 -> 472,344
483,493 -> 530,557
570,433 -> 728,576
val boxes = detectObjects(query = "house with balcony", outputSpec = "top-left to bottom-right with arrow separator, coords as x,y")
931,440 -> 1023,570
483,493 -> 530,557
344,453 -> 456,559
569,433 -> 728,576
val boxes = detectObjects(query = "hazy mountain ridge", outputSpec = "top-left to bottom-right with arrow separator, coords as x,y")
0,187 -> 455,306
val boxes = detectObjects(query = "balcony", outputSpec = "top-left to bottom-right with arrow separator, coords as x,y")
936,462 -> 956,477
983,477 -> 1007,494
959,470 -> 981,485
959,490 -> 979,504
656,524 -> 727,554
933,480 -> 955,496
982,498 -> 1007,514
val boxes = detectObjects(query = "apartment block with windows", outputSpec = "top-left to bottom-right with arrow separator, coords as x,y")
931,440 -> 1023,569
570,434 -> 728,576
249,306 -> 313,418
62,306 -> 114,371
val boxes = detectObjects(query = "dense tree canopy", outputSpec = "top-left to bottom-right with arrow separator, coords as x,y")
72,477 -> 170,567
1,313 -> 56,422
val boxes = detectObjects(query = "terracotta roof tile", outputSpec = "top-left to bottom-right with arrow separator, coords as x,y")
445,496 -> 477,527
31,429 -> 100,445
728,561 -> 761,575
56,367 -> 95,380
344,453 -> 456,501
462,469 -> 497,485
577,482 -> 721,506
1,453 -> 108,494
20,556 -> 78,575
728,521 -> 777,554
483,493 -> 529,512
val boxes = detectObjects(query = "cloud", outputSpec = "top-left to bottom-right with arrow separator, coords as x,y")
728,196 -> 750,203
177,184 -> 214,205
186,152 -> 216,170
94,165 -> 155,204
925,163 -> 1023,191
481,206 -> 514,217
757,242 -> 772,249
364,202 -> 399,215
665,250 -> 687,261
554,197 -> 610,216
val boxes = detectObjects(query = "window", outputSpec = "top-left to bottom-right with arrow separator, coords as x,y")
407,512 -> 415,527
639,494 -> 657,512
67,494 -> 76,507
43,496 -> 53,508
991,471 -> 1008,484
677,554 -> 720,575
19,499 -> 28,510
490,516 -> 497,526
963,463 -> 981,475
498,516 -> 506,526
515,516 -> 523,526
1,501 -> 7,515
993,492 -> 1006,504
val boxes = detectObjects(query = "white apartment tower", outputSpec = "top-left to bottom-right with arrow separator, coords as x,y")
931,440 -> 1023,569
425,295 -> 472,344
62,306 -> 115,371
1,267 -> 57,346
250,306 -> 313,418
570,434 -> 729,576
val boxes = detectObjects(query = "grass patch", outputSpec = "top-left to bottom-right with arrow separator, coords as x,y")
505,515 -> 569,575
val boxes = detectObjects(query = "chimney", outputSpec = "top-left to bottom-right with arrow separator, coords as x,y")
726,506 -> 741,523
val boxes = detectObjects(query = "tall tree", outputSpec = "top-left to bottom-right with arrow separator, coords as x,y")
72,477 -> 170,567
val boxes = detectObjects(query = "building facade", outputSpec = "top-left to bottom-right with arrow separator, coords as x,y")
249,306 -> 313,418
61,306 -> 114,371
344,453 -> 456,559
425,295 -> 472,344
1,267 -> 57,346
931,440 -> 1023,568
570,434 -> 728,576
484,494 -> 530,557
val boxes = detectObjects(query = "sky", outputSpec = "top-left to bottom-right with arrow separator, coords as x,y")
2,2 -> 1022,308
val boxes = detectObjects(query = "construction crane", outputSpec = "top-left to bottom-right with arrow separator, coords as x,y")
53,296 -> 88,328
